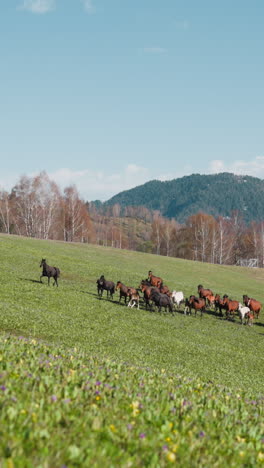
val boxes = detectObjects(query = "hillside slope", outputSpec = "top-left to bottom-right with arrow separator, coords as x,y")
0,234 -> 264,394
104,172 -> 264,222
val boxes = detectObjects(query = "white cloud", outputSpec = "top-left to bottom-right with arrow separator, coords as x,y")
48,164 -> 151,201
18,0 -> 56,14
81,0 -> 95,14
209,156 -> 264,178
143,47 -> 167,54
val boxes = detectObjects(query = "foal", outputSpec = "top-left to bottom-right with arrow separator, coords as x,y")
40,259 -> 60,287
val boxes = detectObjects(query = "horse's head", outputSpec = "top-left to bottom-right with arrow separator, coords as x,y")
40,259 -> 46,268
197,284 -> 203,291
116,281 -> 122,290
243,294 -> 249,304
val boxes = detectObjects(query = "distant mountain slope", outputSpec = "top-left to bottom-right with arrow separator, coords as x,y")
104,173 -> 264,223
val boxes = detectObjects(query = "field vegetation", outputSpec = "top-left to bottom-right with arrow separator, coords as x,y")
0,234 -> 264,467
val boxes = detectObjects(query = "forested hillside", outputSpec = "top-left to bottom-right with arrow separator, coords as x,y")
104,173 -> 264,223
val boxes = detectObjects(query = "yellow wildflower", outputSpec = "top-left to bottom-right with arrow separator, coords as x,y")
167,452 -> 176,462
258,452 -> 264,462
109,424 -> 116,432
6,459 -> 14,468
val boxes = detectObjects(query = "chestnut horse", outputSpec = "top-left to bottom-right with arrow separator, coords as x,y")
243,295 -> 261,319
159,284 -> 171,297
214,294 -> 228,316
116,281 -> 137,304
148,271 -> 163,288
139,280 -> 159,310
222,297 -> 239,320
198,285 -> 214,304
188,295 -> 206,317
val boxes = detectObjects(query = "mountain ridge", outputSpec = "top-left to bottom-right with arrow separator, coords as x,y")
100,172 -> 264,223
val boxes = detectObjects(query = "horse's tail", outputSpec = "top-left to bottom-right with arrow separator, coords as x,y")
55,267 -> 60,278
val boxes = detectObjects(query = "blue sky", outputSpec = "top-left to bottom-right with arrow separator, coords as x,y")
1,0 -> 264,200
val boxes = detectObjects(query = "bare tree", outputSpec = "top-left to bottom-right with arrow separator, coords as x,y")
0,190 -> 12,234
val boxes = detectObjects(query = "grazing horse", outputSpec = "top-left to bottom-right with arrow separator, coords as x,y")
243,295 -> 261,319
97,275 -> 115,299
188,295 -> 206,317
148,271 -> 163,288
116,281 -> 137,304
197,285 -> 214,304
40,259 -> 60,287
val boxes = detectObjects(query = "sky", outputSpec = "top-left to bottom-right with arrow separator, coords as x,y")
1,0 -> 264,201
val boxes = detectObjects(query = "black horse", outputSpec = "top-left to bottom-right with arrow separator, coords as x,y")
40,259 -> 60,287
97,275 -> 115,299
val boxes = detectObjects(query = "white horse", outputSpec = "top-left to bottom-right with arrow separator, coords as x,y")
171,291 -> 184,310
238,303 -> 250,325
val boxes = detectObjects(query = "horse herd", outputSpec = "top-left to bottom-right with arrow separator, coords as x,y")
96,271 -> 262,326
38,260 -> 261,326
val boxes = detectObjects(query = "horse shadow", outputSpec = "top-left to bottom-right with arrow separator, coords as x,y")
19,278 -> 43,284
253,321 -> 264,327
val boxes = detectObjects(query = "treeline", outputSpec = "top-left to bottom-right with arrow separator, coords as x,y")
1,172 -> 264,267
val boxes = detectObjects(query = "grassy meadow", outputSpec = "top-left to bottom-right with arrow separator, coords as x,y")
0,234 -> 264,467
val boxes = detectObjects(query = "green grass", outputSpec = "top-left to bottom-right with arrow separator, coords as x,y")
1,334 -> 264,468
0,234 -> 264,466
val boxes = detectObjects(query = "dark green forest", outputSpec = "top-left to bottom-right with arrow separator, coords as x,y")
103,173 -> 264,223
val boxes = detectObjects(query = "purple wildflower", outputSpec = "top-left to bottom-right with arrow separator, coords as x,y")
51,395 -> 57,402
162,445 -> 168,451
139,433 -> 146,439
199,431 -> 205,438
96,381 -> 101,386
0,385 -> 6,391
127,424 -> 133,431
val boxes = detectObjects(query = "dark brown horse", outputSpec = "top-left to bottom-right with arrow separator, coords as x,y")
243,295 -> 262,319
40,259 -> 60,287
139,280 -> 159,310
97,275 -> 115,299
148,271 -> 163,288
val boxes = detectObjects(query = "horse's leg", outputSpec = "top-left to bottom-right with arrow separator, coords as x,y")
48,276 -> 50,286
